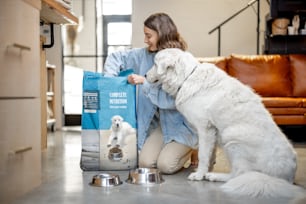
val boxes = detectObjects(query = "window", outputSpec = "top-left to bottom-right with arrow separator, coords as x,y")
102,0 -> 132,65
102,15 -> 132,64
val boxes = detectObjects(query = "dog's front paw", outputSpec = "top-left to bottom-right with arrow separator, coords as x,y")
204,172 -> 218,181
188,172 -> 205,181
204,172 -> 230,182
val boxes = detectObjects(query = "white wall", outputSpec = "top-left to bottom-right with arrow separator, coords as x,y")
132,0 -> 270,57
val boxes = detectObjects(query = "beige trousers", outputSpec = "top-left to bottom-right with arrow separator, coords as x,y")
138,126 -> 193,174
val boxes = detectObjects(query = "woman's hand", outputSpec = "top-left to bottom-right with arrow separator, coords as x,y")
128,74 -> 145,85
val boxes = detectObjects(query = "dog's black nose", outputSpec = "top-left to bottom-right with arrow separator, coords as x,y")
144,74 -> 147,78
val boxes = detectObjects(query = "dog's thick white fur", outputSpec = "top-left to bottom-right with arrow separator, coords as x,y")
107,115 -> 136,148
146,48 -> 305,198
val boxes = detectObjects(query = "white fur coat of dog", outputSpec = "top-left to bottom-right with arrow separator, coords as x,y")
107,115 -> 135,148
146,48 -> 305,198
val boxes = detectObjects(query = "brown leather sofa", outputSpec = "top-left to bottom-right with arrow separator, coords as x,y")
197,54 -> 306,125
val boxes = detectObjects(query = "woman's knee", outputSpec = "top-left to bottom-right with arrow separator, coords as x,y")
138,152 -> 157,168
157,150 -> 192,174
157,158 -> 180,174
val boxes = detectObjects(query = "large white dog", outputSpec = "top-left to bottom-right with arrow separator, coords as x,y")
107,115 -> 136,148
146,48 -> 305,198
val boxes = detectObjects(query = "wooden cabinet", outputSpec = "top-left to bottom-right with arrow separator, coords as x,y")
264,15 -> 306,54
0,99 -> 41,202
0,0 -> 78,202
0,0 -> 41,202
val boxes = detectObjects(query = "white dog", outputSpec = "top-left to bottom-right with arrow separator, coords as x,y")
146,48 -> 305,198
107,115 -> 135,148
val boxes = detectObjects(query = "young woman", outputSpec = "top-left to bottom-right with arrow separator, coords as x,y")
103,13 -> 198,174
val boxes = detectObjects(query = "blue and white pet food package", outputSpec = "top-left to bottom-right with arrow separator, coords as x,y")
80,70 -> 137,170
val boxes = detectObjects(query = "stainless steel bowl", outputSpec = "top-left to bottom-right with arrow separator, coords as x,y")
126,168 -> 164,185
90,173 -> 122,187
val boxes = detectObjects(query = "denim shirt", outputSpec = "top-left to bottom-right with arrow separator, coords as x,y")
103,48 -> 198,150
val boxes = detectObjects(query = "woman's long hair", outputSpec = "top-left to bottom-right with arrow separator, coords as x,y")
144,13 -> 187,51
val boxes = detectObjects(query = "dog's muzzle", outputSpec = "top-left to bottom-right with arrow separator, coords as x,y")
145,74 -> 159,83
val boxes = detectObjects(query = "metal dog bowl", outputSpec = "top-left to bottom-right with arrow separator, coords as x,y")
90,173 -> 122,187
126,168 -> 164,185
108,147 -> 123,161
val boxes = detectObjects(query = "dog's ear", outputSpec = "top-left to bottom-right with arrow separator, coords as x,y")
156,62 -> 175,76
154,48 -> 177,76
156,64 -> 164,75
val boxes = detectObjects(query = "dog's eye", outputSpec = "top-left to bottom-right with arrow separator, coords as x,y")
166,65 -> 174,70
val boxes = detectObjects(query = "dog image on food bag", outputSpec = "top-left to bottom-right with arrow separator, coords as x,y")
107,115 -> 136,148
146,48 -> 305,198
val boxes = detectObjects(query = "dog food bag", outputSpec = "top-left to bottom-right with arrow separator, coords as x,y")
80,70 -> 137,170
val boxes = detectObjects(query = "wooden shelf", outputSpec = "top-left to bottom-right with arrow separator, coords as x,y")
264,4 -> 306,54
264,36 -> 306,54
40,0 -> 78,24
45,64 -> 56,131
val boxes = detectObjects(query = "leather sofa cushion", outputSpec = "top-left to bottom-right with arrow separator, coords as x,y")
197,56 -> 227,72
267,108 -> 306,115
289,55 -> 306,97
262,97 -> 306,107
228,54 -> 292,97
271,115 -> 306,125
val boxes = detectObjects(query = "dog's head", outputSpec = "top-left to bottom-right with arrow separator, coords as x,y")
146,48 -> 198,97
111,115 -> 123,130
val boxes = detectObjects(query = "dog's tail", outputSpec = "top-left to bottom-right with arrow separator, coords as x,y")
220,171 -> 305,198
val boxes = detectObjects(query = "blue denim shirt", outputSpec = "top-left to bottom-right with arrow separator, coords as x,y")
103,48 -> 198,150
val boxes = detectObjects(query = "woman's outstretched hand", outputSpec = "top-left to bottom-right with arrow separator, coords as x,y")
128,74 -> 145,85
